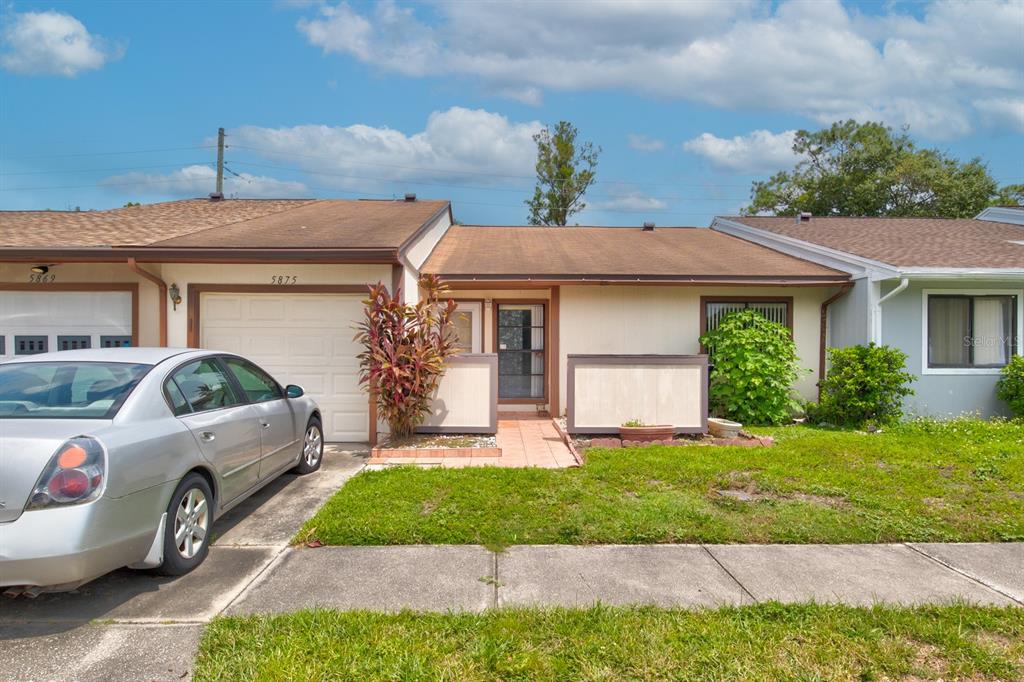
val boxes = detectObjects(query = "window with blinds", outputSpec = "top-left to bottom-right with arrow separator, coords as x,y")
704,300 -> 790,333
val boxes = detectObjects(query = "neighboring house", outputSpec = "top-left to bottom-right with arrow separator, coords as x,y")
712,210 -> 1024,417
0,197 -> 850,442
0,196 -> 453,441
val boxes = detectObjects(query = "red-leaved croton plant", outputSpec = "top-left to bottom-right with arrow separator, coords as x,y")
355,274 -> 458,438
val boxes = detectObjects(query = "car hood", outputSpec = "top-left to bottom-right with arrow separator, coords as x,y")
0,419 -> 112,523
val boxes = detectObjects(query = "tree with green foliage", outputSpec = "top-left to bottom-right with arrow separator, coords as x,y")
526,121 -> 600,226
699,309 -> 805,425
745,120 -> 1014,218
993,183 -> 1024,207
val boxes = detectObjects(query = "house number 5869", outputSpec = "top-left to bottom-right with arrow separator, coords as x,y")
271,275 -> 297,284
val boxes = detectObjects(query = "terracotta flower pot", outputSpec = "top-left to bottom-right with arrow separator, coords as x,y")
619,425 -> 675,442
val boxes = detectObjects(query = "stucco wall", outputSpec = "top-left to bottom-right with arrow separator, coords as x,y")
881,279 -> 1023,418
0,261 -> 161,347
154,263 -> 391,347
828,278 -> 870,348
1,262 -> 393,351
558,285 -> 839,413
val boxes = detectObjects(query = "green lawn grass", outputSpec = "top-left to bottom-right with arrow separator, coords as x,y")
299,419 -> 1024,547
195,604 -> 1024,681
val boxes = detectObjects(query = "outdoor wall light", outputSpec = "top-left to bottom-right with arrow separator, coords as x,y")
31,264 -> 53,274
169,283 -> 182,311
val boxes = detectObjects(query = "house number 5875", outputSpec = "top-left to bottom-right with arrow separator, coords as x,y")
271,275 -> 297,284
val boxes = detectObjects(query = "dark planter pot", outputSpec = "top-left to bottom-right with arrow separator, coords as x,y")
619,425 -> 675,442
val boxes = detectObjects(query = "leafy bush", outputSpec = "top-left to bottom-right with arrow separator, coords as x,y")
699,309 -> 804,425
996,355 -> 1024,416
356,274 -> 458,438
812,344 -> 915,427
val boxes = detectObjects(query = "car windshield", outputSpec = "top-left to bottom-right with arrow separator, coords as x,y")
0,362 -> 152,419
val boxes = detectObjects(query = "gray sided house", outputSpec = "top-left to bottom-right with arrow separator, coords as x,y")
713,208 -> 1024,418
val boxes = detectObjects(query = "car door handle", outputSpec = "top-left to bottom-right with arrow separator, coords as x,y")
200,431 -> 216,442
261,421 -> 271,429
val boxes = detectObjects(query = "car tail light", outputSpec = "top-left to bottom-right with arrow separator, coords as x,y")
26,437 -> 106,510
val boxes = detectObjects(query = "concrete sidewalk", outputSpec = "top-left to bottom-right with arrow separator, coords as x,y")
226,542 -> 1024,615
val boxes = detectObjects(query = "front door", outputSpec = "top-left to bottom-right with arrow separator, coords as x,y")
495,303 -> 546,401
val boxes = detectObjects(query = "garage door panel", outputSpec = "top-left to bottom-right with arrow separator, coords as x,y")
249,335 -> 288,359
330,411 -> 368,441
203,296 -> 243,321
289,335 -> 330,358
1,291 -> 132,358
200,292 -> 366,441
245,297 -> 286,320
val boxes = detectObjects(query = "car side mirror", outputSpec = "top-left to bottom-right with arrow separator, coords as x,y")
285,384 -> 304,399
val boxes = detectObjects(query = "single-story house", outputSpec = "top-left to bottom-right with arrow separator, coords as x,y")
1,196 -> 851,441
712,208 -> 1024,417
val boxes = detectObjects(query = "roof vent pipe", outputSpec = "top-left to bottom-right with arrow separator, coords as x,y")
797,211 -> 812,223
642,221 -> 655,231
404,193 -> 417,202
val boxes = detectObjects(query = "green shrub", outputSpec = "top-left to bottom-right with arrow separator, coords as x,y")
813,344 -> 915,427
699,309 -> 804,425
996,355 -> 1024,416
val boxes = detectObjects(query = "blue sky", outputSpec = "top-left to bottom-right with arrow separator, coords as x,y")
1,0 -> 1022,226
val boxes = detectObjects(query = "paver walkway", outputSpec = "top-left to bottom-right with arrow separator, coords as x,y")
367,413 -> 578,468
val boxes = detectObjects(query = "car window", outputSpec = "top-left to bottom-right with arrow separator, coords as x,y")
222,357 -> 283,403
164,378 -> 192,416
0,362 -> 151,419
170,359 -> 243,413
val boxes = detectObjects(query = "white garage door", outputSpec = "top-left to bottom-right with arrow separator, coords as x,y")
0,290 -> 133,358
199,292 -> 366,442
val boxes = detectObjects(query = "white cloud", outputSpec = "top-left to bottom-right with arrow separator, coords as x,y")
229,106 -> 543,190
295,0 -> 1024,138
0,10 -> 123,77
102,165 -> 308,198
973,98 -> 1024,133
683,130 -> 801,174
627,134 -> 665,153
590,191 -> 667,212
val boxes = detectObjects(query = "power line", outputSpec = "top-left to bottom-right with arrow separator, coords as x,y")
2,145 -> 216,161
0,162 -> 211,177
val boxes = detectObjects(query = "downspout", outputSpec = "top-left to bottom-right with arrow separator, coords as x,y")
872,277 -> 910,345
818,283 -> 853,399
127,258 -> 168,347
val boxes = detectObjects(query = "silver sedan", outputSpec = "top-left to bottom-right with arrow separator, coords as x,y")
0,347 -> 324,592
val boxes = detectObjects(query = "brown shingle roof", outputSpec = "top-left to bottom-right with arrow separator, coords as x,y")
422,225 -> 847,282
725,216 -> 1024,269
0,198 -> 450,250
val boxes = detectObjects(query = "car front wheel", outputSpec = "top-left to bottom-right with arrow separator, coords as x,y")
156,472 -> 213,576
292,418 -> 323,475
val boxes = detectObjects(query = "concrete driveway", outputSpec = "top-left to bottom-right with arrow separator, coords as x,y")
0,445 -> 367,682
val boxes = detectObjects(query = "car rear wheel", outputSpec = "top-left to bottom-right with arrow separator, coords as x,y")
292,418 -> 323,475
156,473 -> 213,576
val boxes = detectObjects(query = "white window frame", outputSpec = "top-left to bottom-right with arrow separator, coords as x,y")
453,301 -> 483,354
921,288 -> 1024,375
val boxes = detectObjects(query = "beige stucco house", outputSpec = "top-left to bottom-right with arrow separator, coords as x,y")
1,197 -> 849,442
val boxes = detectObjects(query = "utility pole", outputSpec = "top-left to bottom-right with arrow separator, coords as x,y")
214,127 -> 225,198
